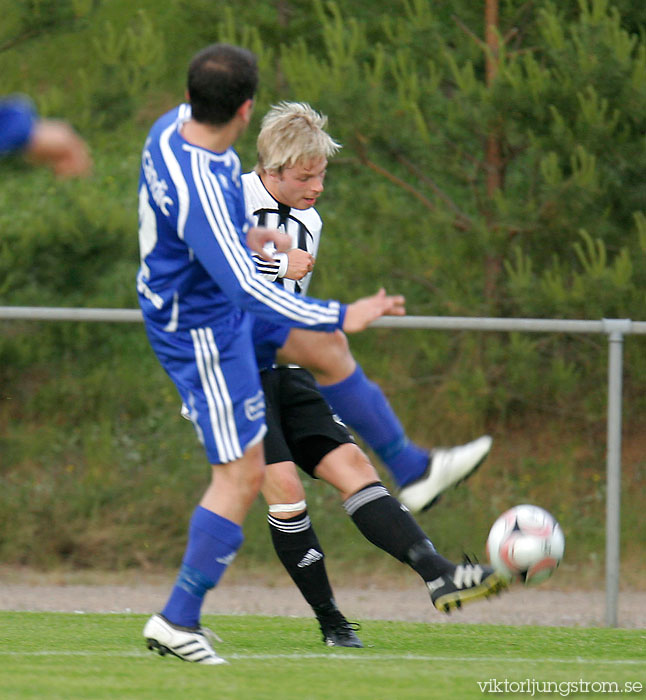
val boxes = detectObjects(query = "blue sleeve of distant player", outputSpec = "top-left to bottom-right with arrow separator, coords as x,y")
183,204 -> 346,332
0,98 -> 37,155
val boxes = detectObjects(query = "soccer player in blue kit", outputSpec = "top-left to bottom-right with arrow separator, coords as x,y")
137,44 -> 406,665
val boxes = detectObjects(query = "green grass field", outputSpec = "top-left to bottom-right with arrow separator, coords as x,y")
1,613 -> 644,700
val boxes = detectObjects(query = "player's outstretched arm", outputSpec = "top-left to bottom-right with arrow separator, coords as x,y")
342,288 -> 405,333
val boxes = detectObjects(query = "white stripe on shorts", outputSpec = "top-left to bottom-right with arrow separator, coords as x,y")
191,327 -> 242,463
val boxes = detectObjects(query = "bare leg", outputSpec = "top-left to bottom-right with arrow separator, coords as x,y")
201,441 -> 266,524
277,328 -> 355,385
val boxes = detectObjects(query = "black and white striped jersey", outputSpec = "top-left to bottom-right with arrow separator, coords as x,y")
242,170 -> 322,296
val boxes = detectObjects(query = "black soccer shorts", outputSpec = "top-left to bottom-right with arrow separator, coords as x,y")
260,366 -> 355,476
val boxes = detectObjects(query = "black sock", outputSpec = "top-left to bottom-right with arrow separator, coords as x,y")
268,511 -> 336,613
344,482 -> 454,581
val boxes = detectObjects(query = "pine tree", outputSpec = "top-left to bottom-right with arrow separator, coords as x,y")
266,0 -> 646,322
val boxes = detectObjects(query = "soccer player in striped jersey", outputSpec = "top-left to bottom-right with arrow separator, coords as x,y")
242,102 -> 500,646
137,44 -> 405,665
244,103 -> 492,513
258,365 -> 506,647
0,96 -> 91,177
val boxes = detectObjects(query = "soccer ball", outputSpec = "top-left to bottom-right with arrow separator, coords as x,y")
486,504 -> 565,585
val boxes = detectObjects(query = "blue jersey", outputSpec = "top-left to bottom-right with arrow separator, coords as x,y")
136,104 -> 346,335
137,105 -> 349,464
0,97 -> 36,155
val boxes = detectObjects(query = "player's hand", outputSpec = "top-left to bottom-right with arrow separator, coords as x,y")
26,120 -> 92,178
342,288 -> 406,333
247,226 -> 291,260
284,248 -> 315,280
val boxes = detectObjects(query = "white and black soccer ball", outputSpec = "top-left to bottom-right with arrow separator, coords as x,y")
486,504 -> 565,585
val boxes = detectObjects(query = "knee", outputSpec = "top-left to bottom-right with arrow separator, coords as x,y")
314,443 -> 380,499
326,330 -> 351,363
349,448 -> 380,483
247,464 -> 266,494
312,331 -> 355,383
341,445 -> 381,491
265,479 -> 307,520
263,464 -> 306,506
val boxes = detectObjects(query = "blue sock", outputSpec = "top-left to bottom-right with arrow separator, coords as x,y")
162,506 -> 244,628
317,365 -> 428,487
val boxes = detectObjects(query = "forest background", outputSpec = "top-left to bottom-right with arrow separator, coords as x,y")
1,0 -> 645,588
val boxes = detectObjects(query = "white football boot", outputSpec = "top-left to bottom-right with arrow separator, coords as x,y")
398,435 -> 493,512
143,613 -> 227,665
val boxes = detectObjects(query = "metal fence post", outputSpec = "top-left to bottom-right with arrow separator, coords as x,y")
602,319 -> 631,627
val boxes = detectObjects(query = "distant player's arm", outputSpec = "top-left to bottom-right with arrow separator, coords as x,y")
0,97 -> 91,177
26,120 -> 92,177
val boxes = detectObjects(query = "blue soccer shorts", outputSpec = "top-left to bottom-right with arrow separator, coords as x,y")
144,314 -> 266,465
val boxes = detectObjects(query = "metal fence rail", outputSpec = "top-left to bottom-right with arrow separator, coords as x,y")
3,305 -> 646,627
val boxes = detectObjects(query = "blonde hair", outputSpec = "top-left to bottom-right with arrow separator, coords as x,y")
255,101 -> 341,174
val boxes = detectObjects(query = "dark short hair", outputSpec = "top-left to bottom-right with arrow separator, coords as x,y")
187,43 -> 258,126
